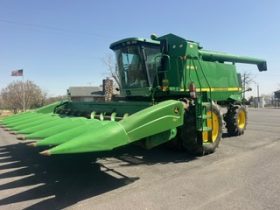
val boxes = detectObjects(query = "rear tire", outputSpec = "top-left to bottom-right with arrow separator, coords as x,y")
181,103 -> 223,155
224,105 -> 247,136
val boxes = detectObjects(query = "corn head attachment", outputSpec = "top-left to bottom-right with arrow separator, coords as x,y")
2,100 -> 184,155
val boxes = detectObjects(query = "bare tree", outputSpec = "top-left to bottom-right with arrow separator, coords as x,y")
1,80 -> 46,113
241,71 -> 255,89
241,71 -> 256,98
102,53 -> 121,88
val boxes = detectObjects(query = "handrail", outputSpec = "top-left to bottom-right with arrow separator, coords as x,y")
153,54 -> 170,87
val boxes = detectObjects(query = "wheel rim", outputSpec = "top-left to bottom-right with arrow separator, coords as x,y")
238,110 -> 246,129
203,111 -> 219,143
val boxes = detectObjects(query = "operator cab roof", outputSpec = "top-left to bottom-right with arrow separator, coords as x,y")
110,37 -> 160,50
110,33 -> 202,51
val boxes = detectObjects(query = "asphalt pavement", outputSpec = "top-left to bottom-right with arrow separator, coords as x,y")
0,108 -> 280,210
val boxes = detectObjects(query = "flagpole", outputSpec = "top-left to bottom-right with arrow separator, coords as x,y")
11,69 -> 25,111
22,74 -> 25,112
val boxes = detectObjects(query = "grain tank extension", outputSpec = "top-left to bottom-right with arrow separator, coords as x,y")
1,33 -> 267,156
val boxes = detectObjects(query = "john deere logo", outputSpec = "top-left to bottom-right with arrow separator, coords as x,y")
174,107 -> 180,114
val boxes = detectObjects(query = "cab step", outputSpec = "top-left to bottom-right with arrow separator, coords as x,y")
197,114 -> 212,120
198,126 -> 212,132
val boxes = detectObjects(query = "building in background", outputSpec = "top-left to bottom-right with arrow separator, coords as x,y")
67,86 -> 103,102
273,90 -> 280,107
67,78 -> 118,102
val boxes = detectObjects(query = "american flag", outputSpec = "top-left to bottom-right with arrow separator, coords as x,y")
11,69 -> 23,76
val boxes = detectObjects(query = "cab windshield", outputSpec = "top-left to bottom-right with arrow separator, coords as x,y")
114,44 -> 161,89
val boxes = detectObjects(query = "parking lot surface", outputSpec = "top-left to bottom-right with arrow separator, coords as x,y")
0,108 -> 280,210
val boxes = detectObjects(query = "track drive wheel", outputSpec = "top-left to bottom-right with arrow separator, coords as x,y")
224,105 -> 247,136
181,103 -> 223,156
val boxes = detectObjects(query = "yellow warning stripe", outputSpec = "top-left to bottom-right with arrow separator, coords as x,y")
179,87 -> 241,92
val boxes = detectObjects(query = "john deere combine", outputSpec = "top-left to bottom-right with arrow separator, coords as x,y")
0,34 -> 267,156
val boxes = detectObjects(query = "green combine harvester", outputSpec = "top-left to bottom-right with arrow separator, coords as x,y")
0,34 -> 267,156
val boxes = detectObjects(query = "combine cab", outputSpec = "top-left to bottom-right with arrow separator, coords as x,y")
0,33 -> 267,156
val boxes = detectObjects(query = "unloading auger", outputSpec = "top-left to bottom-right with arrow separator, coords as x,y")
1,33 -> 267,156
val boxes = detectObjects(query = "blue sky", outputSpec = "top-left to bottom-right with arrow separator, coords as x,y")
0,0 -> 279,97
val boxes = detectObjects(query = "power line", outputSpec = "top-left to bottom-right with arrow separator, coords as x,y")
0,18 -> 115,40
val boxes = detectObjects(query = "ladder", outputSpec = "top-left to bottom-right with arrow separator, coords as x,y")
189,58 -> 214,142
